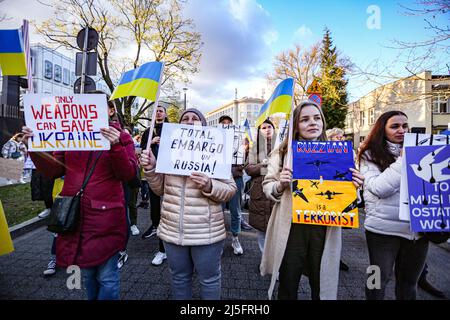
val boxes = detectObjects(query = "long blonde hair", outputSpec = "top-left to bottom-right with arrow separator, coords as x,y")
279,100 -> 327,157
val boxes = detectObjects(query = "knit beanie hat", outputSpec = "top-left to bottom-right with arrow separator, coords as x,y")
179,108 -> 207,126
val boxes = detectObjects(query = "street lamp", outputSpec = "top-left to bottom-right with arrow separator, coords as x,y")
183,87 -> 188,110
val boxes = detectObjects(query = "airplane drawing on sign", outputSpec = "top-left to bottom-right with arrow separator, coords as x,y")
333,170 -> 349,180
292,181 -> 309,203
316,190 -> 343,200
305,160 -> 330,173
309,180 -> 320,189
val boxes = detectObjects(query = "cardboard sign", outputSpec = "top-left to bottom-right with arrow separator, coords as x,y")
24,94 -> 110,151
155,123 -> 233,179
404,143 -> 450,232
292,140 -> 358,228
399,133 -> 449,221
0,158 -> 23,181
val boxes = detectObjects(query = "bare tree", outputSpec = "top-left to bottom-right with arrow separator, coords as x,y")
36,0 -> 202,128
267,43 -> 321,105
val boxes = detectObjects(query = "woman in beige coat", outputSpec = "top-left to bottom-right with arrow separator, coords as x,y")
140,108 -> 237,300
260,101 -> 364,300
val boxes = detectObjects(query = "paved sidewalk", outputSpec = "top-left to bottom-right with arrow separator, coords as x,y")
0,208 -> 449,300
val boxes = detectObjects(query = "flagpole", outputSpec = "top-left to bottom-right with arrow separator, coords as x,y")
146,62 -> 165,151
286,82 -> 295,170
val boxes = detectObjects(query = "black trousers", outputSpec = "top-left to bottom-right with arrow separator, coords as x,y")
278,223 -> 327,300
149,188 -> 164,253
365,230 -> 429,300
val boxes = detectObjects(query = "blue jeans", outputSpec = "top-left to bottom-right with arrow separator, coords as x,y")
163,240 -> 225,300
82,253 -> 120,300
228,177 -> 243,236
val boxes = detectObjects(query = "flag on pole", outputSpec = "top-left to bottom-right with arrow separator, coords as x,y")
0,29 -> 27,76
243,118 -> 253,145
23,20 -> 34,93
0,200 -> 14,256
110,61 -> 163,101
255,78 -> 294,128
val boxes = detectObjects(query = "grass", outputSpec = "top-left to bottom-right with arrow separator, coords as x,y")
0,183 -> 45,227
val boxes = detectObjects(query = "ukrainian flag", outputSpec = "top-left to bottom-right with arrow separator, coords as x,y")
255,78 -> 294,128
243,118 -> 253,145
0,29 -> 27,76
110,61 -> 163,101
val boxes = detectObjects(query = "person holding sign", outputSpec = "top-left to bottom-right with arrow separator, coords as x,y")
245,118 -> 276,253
140,108 -> 237,300
357,111 -> 429,300
260,101 -> 364,300
21,95 -> 137,300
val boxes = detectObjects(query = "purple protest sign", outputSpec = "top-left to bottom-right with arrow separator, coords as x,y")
405,145 -> 450,232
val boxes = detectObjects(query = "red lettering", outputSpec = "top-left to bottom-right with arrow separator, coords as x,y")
30,105 -> 45,119
36,122 -> 43,130
61,120 -> 70,132
89,104 -> 98,119
63,104 -> 71,118
54,104 -> 62,119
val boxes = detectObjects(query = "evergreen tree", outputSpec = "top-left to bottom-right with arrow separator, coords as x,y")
319,28 -> 349,129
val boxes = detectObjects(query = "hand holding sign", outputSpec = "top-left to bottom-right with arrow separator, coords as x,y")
100,126 -> 120,145
190,172 -> 212,193
349,168 -> 364,188
277,167 -> 293,193
21,126 -> 33,148
141,149 -> 157,171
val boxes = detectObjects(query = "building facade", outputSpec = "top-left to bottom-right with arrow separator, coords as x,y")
345,71 -> 450,149
205,97 -> 265,127
28,44 -> 109,95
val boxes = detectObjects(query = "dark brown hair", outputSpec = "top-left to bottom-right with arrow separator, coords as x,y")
279,101 -> 327,157
357,110 -> 408,172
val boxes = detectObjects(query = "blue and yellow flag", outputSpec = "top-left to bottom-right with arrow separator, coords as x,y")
255,78 -> 294,127
243,118 -> 253,146
110,61 -> 163,101
0,29 -> 27,76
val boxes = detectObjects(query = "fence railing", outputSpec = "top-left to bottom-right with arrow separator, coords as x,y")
0,104 -> 24,119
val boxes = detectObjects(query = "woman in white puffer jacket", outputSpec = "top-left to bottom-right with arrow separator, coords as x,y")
358,110 -> 428,300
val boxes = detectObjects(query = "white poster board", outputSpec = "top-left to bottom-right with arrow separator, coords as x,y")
155,123 -> 234,179
24,94 -> 110,151
399,133 -> 449,221
220,124 -> 245,165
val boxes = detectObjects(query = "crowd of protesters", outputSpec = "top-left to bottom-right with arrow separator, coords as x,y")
3,93 -> 445,300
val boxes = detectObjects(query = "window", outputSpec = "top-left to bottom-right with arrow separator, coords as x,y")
346,112 -> 353,128
369,108 -> 375,125
71,71 -> 75,85
44,60 -> 52,79
432,94 -> 449,113
54,65 -> 62,82
359,111 -> 365,127
63,68 -> 70,85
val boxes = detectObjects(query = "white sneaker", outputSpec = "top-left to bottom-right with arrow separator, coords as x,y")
38,208 -> 51,219
151,251 -> 167,266
117,250 -> 128,269
43,258 -> 56,276
231,236 -> 243,255
130,225 -> 140,236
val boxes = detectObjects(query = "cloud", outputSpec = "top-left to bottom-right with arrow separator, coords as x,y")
292,25 -> 318,47
183,0 -> 278,112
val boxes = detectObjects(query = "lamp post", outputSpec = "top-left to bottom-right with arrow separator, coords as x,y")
183,87 -> 188,110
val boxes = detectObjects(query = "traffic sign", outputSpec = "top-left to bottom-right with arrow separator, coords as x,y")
74,76 -> 96,93
306,79 -> 322,94
76,28 -> 99,51
308,93 -> 322,106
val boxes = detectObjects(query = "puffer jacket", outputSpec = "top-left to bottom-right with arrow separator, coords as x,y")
144,169 -> 237,246
360,141 -> 419,240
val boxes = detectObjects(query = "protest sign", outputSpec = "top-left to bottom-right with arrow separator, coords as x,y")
292,140 -> 358,228
220,124 -> 245,165
24,94 -> 110,151
0,158 -> 23,181
399,133 -> 449,221
155,123 -> 233,179
404,141 -> 450,232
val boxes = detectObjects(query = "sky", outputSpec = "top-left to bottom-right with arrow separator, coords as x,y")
1,0 -> 448,114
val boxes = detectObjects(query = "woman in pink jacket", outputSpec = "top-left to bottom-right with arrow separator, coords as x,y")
22,98 -> 137,300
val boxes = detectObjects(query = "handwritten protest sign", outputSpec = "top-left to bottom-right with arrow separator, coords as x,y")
399,133 -> 449,222
220,124 -> 245,165
404,140 -> 450,232
156,123 -> 233,179
24,94 -> 110,151
292,140 -> 358,228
